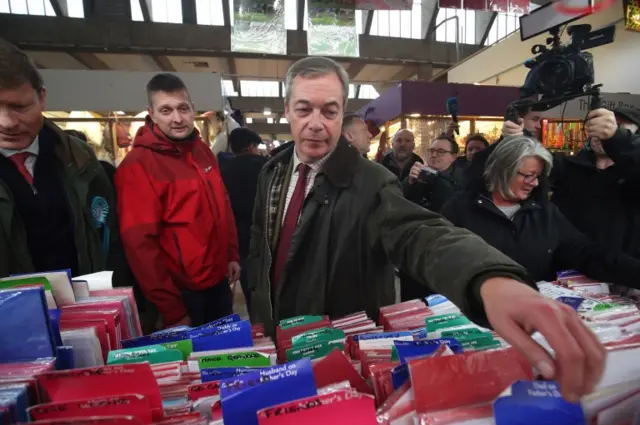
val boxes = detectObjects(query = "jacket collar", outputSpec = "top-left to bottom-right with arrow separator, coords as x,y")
43,118 -> 94,174
268,137 -> 360,188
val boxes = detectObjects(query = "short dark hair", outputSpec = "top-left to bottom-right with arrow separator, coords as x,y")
146,73 -> 189,106
465,134 -> 489,149
65,129 -> 88,143
342,113 -> 363,132
435,133 -> 459,155
0,39 -> 44,93
229,127 -> 262,154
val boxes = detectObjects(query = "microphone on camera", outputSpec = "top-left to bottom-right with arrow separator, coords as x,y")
446,97 -> 460,135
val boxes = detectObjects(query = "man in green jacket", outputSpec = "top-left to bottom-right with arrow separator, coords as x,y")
0,40 -> 121,279
248,56 -> 605,404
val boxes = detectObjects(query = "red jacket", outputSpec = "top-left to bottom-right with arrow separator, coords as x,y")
115,119 -> 239,326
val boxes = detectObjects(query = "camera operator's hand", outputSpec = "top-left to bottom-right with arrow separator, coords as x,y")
586,109 -> 618,141
502,118 -> 525,137
408,161 -> 424,184
445,121 -> 459,138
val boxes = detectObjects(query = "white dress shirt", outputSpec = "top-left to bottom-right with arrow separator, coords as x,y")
0,137 -> 40,177
282,149 -> 331,223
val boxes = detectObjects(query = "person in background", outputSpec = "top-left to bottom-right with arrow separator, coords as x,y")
441,135 -> 640,288
0,41 -> 122,281
116,73 -> 240,328
403,134 -> 464,212
454,133 -> 489,169
342,113 -> 372,157
211,110 -> 241,157
380,129 -> 422,181
64,129 -> 117,185
547,107 -> 640,262
220,127 -> 268,313
399,134 -> 464,302
248,56 -> 605,403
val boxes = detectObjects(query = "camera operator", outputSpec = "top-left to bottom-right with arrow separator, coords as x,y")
552,107 -> 640,261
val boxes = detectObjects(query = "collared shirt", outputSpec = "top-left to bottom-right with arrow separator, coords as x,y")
282,149 -> 331,223
0,137 -> 40,177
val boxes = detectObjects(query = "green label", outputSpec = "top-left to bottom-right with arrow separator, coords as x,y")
107,345 -> 183,365
280,315 -> 323,330
425,313 -> 471,332
291,328 -> 345,347
391,346 -> 399,362
286,341 -> 344,361
441,327 -> 483,338
457,333 -> 500,350
161,339 -> 193,360
0,276 -> 52,291
197,351 -> 272,369
593,303 -> 618,311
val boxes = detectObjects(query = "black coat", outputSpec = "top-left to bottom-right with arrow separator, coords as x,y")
220,154 -> 268,259
380,152 -> 423,182
402,162 -> 465,213
442,150 -> 640,288
551,128 -> 640,260
248,139 -> 534,333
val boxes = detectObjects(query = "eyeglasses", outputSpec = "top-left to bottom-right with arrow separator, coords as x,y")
517,172 -> 540,184
427,148 -> 453,156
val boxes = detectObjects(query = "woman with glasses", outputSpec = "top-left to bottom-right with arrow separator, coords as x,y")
441,135 -> 640,286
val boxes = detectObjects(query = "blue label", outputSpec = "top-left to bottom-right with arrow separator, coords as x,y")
191,314 -> 241,332
220,359 -> 316,425
556,297 -> 584,311
153,326 -> 192,335
494,381 -> 585,425
394,338 -> 463,364
391,363 -> 410,390
426,294 -> 448,307
354,331 -> 412,342
201,367 -> 260,382
556,270 -> 581,278
411,328 -> 428,339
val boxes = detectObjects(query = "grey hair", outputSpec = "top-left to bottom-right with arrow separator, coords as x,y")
484,135 -> 553,199
284,57 -> 350,108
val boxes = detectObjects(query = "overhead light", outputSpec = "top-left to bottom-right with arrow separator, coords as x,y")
115,111 -> 125,115
409,113 -> 421,118
246,117 -> 253,124
279,117 -> 288,124
267,118 -> 274,124
263,108 -> 271,116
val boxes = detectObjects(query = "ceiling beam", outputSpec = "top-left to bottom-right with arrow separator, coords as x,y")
227,58 -> 241,96
425,5 -> 439,39
49,0 -> 69,16
151,55 -> 176,72
389,65 -> 418,81
138,0 -> 152,22
222,0 -> 231,27
346,62 -> 366,81
480,12 -> 497,46
364,11 -> 374,35
70,52 -> 110,70
296,0 -> 305,30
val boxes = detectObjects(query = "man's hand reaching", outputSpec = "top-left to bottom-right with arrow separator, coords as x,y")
480,278 -> 606,403
502,119 -> 525,137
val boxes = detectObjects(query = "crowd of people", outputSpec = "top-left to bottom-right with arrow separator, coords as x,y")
2,38 -> 640,403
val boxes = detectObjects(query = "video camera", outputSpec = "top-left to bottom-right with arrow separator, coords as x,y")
505,2 -> 616,123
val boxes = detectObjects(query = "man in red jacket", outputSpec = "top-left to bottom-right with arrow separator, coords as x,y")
116,73 -> 240,329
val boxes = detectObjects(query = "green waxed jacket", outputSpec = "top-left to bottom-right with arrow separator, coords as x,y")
0,119 -> 123,279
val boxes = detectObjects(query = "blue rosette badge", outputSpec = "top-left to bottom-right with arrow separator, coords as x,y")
91,196 -> 110,259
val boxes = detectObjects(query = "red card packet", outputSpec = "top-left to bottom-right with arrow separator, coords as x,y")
27,417 -> 143,425
90,288 -> 143,338
37,363 -> 163,421
188,382 -> 220,402
419,404 -> 494,424
409,347 -> 532,413
28,394 -> 152,424
257,390 -> 377,425
312,349 -> 372,395
59,320 -> 110,362
60,310 -> 120,351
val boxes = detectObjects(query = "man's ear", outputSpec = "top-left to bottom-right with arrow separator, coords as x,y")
147,106 -> 153,120
343,130 -> 354,142
38,87 -> 47,110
